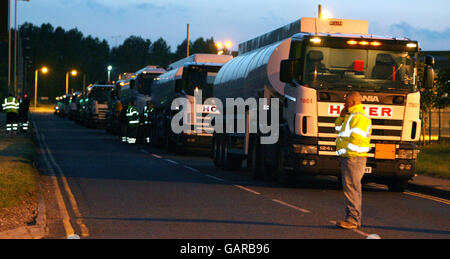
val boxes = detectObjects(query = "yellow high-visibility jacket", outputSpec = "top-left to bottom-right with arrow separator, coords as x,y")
2,97 -> 19,114
335,104 -> 372,158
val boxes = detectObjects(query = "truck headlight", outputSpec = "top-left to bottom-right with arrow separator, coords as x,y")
293,144 -> 317,154
398,149 -> 417,159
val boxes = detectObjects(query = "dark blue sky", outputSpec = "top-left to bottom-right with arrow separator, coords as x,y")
16,0 -> 450,50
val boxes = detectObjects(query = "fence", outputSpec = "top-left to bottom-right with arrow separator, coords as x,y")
421,107 -> 450,143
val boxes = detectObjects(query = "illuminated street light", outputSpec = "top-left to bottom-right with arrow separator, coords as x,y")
34,66 -> 49,108
107,65 -> 113,82
66,69 -> 78,94
216,41 -> 232,55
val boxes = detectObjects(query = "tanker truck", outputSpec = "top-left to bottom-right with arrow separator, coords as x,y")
211,17 -> 435,192
117,66 -> 166,143
150,54 -> 233,152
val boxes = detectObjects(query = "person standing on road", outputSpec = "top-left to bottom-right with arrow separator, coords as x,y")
2,93 -> 20,135
18,94 -> 31,132
335,91 -> 372,229
126,100 -> 139,144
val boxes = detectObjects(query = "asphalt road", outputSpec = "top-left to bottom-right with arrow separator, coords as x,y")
32,112 -> 450,239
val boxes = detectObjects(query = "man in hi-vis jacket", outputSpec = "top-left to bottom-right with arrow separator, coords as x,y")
335,91 -> 372,229
2,93 -> 20,135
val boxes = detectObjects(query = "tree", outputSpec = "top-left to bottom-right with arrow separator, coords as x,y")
111,36 -> 152,75
149,37 -> 171,68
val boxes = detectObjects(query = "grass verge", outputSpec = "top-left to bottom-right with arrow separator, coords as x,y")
416,143 -> 450,179
0,114 -> 38,208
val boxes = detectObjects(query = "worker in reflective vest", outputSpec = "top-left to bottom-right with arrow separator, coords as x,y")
334,91 -> 372,230
141,103 -> 152,144
2,94 -> 20,135
126,101 -> 139,144
18,94 -> 30,132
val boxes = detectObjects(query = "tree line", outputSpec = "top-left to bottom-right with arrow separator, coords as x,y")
0,22 -> 220,101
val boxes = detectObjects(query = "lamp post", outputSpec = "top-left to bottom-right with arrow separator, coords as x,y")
66,69 -> 78,94
107,65 -> 112,82
13,0 -> 30,95
216,41 -> 232,55
34,66 -> 48,108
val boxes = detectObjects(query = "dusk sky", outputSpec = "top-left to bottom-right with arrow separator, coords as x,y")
16,0 -> 450,51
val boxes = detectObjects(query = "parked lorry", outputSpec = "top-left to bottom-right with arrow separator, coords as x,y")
117,66 -> 167,143
84,83 -> 115,128
150,54 -> 233,152
212,17 -> 435,192
105,72 -> 135,134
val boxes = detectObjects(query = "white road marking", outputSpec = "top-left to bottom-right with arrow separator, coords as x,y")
165,159 -> 179,165
183,165 -> 200,173
205,174 -> 225,182
234,185 -> 260,195
271,199 -> 311,214
152,154 -> 163,159
140,149 -> 149,154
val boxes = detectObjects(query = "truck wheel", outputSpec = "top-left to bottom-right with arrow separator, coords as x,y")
223,136 -> 241,170
249,138 -> 261,179
249,136 -> 270,180
213,135 -> 223,167
275,147 -> 290,185
387,180 -> 409,192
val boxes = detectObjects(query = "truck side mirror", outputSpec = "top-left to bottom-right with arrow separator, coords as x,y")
423,67 -> 435,89
425,55 -> 435,67
280,59 -> 302,84
423,55 -> 435,89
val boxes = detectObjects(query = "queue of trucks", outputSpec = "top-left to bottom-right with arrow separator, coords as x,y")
54,16 -> 436,192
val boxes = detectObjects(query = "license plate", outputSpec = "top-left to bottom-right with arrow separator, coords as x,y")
364,167 -> 372,174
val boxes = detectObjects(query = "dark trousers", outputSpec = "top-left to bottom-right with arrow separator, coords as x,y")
6,112 -> 18,132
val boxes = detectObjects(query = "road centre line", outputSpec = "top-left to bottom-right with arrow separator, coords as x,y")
271,199 -> 311,214
205,174 -> 225,182
165,159 -> 179,165
152,153 -> 163,159
234,185 -> 261,195
183,165 -> 200,173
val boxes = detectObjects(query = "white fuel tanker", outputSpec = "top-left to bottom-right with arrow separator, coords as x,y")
212,17 -> 435,192
150,54 -> 233,152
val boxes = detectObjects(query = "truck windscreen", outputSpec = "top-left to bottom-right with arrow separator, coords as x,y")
184,66 -> 220,98
89,87 -> 113,103
303,46 -> 416,92
137,74 -> 158,95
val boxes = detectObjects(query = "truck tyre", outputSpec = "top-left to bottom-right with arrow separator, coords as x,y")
249,137 -> 261,179
249,136 -> 270,180
223,135 -> 241,171
213,134 -> 223,167
258,144 -> 272,181
275,146 -> 290,185
387,180 -> 408,192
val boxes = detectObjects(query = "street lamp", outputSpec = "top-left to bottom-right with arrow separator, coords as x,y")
13,0 -> 30,95
34,66 -> 48,108
66,69 -> 78,94
216,41 -> 232,55
107,65 -> 112,82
